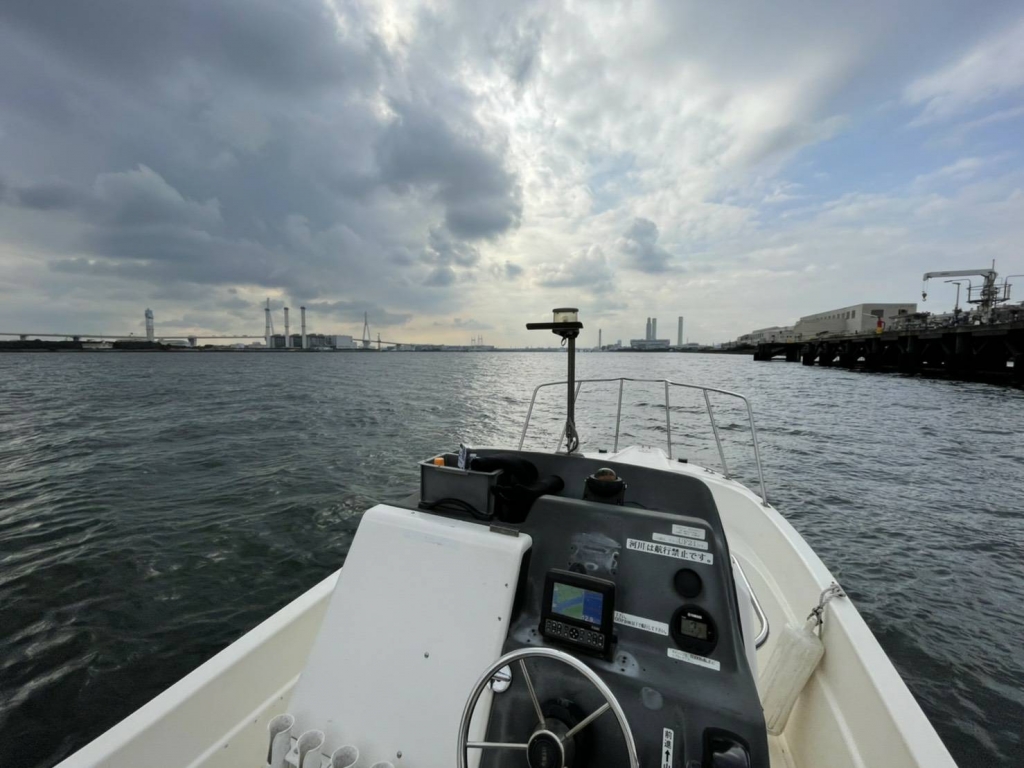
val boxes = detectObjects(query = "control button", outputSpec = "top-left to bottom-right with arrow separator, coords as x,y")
674,568 -> 703,598
545,620 -> 608,651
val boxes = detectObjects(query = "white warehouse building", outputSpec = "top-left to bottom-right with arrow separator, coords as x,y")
793,303 -> 916,338
737,303 -> 918,346
736,326 -> 796,345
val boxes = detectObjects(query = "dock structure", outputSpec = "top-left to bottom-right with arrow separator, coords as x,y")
754,321 -> 1024,382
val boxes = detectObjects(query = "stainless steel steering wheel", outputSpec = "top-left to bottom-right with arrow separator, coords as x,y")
456,646 -> 640,768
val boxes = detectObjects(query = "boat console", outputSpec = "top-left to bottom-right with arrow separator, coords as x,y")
281,309 -> 767,767
425,449 -> 769,768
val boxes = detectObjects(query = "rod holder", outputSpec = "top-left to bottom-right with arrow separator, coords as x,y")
266,714 -> 294,768
295,730 -> 325,768
330,746 -> 359,768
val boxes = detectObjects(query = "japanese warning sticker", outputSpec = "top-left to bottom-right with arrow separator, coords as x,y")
627,538 -> 714,565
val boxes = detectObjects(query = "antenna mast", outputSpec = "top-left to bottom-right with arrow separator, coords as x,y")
526,308 -> 583,453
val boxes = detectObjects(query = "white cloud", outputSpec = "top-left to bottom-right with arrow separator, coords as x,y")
905,17 -> 1024,125
536,244 -> 614,293
0,1 -> 1023,345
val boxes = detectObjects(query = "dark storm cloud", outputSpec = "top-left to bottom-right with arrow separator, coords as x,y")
0,0 -> 521,319
503,261 -> 524,279
537,245 -> 614,293
433,317 -> 493,330
423,226 -> 480,267
303,300 -> 411,327
0,0 -> 382,93
489,15 -> 545,87
376,99 -> 523,240
10,180 -> 88,211
616,218 -> 677,273
423,265 -> 458,287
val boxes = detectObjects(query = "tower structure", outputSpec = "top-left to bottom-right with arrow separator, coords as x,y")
264,299 -> 272,347
645,317 -> 652,340
362,312 -> 371,349
144,309 -> 154,341
677,316 -> 683,346
284,307 -> 290,348
652,318 -> 657,340
300,306 -> 307,350
598,329 -> 602,349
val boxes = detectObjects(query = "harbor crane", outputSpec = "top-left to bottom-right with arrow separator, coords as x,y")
922,263 -> 1010,322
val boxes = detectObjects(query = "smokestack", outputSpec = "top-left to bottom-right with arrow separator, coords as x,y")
264,299 -> 271,347
646,317 -> 652,340
284,307 -> 290,348
652,318 -> 657,340
677,316 -> 683,347
300,307 -> 307,350
598,329 -> 602,349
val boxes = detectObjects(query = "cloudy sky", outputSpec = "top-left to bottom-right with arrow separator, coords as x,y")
1,0 -> 1023,345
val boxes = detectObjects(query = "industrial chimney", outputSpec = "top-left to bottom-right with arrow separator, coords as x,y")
284,307 -> 290,348
264,299 -> 272,347
677,316 -> 683,347
300,306 -> 307,350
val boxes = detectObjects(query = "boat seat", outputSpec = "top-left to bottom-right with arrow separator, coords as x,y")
286,504 -> 532,766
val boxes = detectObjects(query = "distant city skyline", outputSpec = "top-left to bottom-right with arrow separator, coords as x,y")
0,1 -> 1022,345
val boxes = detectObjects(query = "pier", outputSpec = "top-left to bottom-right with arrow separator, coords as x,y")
754,321 -> 1024,382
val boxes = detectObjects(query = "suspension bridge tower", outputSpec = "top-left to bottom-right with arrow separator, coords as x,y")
362,312 -> 372,349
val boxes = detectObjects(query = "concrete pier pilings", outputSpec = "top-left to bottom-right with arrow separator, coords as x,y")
756,322 -> 1024,383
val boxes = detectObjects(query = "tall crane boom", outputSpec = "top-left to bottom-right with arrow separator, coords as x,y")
921,264 -> 1004,320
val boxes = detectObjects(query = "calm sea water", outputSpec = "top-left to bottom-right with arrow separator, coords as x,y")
0,352 -> 1021,767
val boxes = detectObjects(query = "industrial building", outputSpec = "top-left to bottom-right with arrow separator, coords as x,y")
271,333 -> 357,349
793,303 -> 916,337
631,316 -> 671,350
737,326 -> 795,345
736,303 -> 917,345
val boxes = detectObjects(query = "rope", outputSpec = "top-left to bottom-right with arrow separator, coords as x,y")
807,582 -> 846,629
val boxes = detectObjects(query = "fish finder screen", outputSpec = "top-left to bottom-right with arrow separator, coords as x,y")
551,582 -> 604,625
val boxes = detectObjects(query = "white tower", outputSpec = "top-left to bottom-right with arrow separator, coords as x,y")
677,316 -> 683,346
300,306 -> 307,350
144,308 -> 154,341
284,307 -> 290,348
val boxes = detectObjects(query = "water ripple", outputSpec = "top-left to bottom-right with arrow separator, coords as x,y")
0,352 -> 1022,767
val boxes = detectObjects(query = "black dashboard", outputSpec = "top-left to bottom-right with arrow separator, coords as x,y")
416,450 -> 768,768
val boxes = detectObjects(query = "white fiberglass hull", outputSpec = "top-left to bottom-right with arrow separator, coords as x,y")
55,447 -> 955,768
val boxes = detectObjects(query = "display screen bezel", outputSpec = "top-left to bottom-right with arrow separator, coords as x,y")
670,604 -> 718,656
540,569 -> 616,634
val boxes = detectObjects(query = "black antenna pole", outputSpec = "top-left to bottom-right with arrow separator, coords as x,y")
526,308 -> 582,453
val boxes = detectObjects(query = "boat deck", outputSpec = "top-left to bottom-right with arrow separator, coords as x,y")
769,735 -> 796,768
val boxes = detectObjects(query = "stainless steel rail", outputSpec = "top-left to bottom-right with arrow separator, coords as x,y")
518,377 -> 769,505
731,555 -> 770,648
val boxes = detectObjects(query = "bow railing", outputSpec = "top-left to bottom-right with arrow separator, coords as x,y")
518,377 -> 769,505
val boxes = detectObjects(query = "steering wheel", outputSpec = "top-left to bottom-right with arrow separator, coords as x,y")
456,647 -> 640,768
